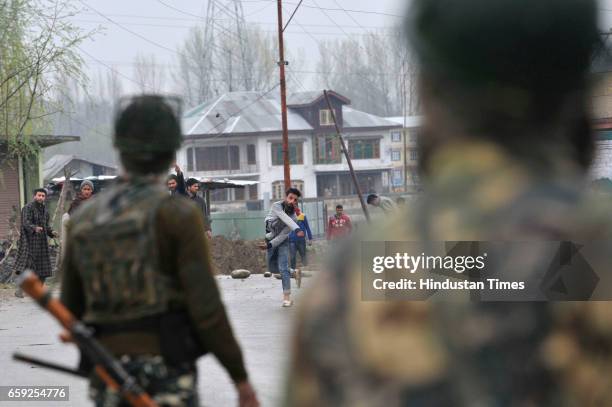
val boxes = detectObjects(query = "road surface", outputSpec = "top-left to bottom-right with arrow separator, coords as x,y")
0,274 -> 310,407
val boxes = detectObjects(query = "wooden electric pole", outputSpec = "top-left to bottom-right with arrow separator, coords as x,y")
323,90 -> 371,222
276,0 -> 291,190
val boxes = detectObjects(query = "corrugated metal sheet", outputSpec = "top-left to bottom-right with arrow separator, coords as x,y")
343,107 -> 402,129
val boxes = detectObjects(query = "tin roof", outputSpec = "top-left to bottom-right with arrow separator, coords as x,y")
183,91 -> 399,137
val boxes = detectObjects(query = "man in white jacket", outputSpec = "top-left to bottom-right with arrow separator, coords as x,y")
262,188 -> 303,307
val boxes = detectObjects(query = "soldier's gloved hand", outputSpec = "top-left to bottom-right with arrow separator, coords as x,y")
236,381 -> 259,407
307,240 -> 312,246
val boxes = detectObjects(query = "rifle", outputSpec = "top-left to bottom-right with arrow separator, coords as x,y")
13,271 -> 158,407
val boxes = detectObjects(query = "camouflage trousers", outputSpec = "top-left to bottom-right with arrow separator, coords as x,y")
89,355 -> 199,407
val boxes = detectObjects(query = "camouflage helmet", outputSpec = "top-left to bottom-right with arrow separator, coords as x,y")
114,95 -> 183,155
407,0 -> 599,93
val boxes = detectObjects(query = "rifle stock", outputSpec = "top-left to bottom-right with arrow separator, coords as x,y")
16,270 -> 158,407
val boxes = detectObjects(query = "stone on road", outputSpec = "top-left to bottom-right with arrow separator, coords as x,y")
0,275 -> 308,406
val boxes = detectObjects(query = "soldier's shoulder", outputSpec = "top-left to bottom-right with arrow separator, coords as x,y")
158,195 -> 200,220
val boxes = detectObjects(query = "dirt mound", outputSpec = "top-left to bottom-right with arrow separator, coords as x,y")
210,236 -> 267,275
0,236 -> 268,282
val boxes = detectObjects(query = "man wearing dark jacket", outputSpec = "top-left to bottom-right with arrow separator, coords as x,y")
14,188 -> 58,297
186,177 -> 212,239
167,164 -> 187,196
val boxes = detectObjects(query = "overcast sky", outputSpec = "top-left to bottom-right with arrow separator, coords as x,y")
74,0 -> 612,96
74,0 -> 406,94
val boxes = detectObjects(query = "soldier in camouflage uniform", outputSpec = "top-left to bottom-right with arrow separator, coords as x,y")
60,95 -> 259,407
287,0 -> 612,406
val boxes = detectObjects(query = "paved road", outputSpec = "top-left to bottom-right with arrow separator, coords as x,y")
0,275 -> 309,407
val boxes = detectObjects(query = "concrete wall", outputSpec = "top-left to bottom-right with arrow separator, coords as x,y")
592,140 -> 612,179
0,156 -> 21,239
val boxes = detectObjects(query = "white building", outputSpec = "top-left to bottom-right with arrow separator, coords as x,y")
178,91 -> 402,202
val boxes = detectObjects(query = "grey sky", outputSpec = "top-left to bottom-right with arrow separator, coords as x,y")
75,0 -> 406,95
75,0 -> 612,96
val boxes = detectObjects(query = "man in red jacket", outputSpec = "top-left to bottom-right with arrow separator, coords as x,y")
327,204 -> 352,240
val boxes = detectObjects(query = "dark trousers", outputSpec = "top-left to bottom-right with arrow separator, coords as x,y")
290,240 -> 307,269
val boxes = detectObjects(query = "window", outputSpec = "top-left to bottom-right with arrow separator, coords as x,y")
314,135 -> 342,164
249,184 -> 258,200
194,146 -> 239,171
391,150 -> 401,161
187,147 -> 194,171
410,149 -> 419,161
210,188 -> 228,202
392,169 -> 404,186
391,131 -> 402,142
247,144 -> 256,165
348,139 -> 380,160
234,187 -> 245,201
319,109 -> 335,126
271,142 -> 303,166
272,180 -> 304,200
409,130 -> 420,143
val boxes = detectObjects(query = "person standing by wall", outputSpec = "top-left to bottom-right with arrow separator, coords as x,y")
327,204 -> 352,241
14,188 -> 58,297
186,177 -> 212,239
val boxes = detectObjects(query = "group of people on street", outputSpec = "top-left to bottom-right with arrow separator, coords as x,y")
11,0 -> 612,405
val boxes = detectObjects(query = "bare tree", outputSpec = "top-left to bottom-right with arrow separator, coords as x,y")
316,30 -> 419,117
174,25 -> 278,108
133,53 -> 166,94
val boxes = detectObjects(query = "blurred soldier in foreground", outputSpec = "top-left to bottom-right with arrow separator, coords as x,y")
60,95 -> 259,407
288,0 -> 612,405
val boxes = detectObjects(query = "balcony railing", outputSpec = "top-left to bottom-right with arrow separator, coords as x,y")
188,161 -> 259,176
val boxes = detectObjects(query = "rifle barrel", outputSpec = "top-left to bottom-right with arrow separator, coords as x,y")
13,353 -> 87,378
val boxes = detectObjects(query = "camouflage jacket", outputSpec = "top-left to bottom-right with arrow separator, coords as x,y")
288,141 -> 612,406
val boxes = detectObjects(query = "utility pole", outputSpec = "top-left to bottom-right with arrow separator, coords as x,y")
401,59 -> 408,192
323,90 -> 370,222
276,0 -> 291,190
228,49 -> 233,92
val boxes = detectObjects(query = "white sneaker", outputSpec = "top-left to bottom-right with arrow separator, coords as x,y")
282,300 -> 293,307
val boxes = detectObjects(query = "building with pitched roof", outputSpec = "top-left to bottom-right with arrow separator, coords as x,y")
179,90 -> 402,201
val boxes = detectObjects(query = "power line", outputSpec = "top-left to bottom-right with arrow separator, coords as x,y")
283,0 -> 303,32
73,19 -> 398,37
153,0 -> 402,19
76,0 -> 182,57
82,58 -> 405,77
78,47 -> 158,92
78,11 -> 396,30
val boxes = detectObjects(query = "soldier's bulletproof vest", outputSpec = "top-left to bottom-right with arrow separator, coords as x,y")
69,182 -> 171,324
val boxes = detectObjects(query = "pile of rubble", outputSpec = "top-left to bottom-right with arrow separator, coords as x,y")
210,236 -> 267,275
